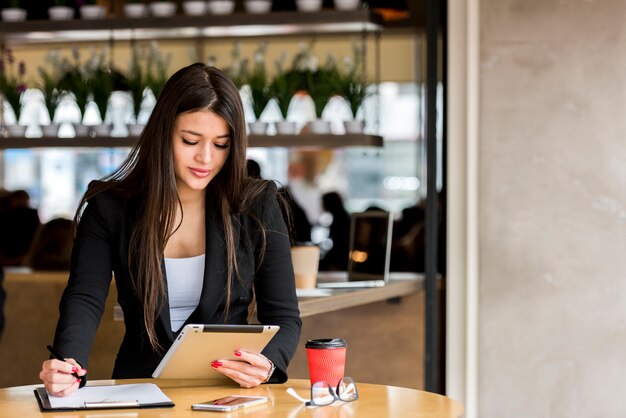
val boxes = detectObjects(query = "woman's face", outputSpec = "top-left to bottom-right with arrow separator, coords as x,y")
171,110 -> 231,198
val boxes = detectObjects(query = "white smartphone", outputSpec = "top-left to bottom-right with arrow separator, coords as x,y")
191,395 -> 269,412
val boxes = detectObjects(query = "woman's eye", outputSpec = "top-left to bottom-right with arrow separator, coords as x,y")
182,138 -> 198,145
215,143 -> 230,150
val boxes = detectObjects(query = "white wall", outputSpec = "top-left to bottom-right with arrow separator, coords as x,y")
448,1 -> 626,417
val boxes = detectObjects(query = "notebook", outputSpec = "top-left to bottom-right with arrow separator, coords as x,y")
34,383 -> 174,411
317,211 -> 394,288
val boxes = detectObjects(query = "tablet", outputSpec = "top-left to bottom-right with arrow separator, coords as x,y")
151,324 -> 280,381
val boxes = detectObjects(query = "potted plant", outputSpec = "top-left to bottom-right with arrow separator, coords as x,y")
305,55 -> 340,134
125,44 -> 147,136
182,0 -> 207,15
145,41 -> 171,101
269,53 -> 302,135
57,48 -> 92,136
89,67 -> 114,136
335,43 -> 370,133
244,0 -> 272,14
1,0 -> 27,22
124,0 -> 147,18
334,0 -> 360,10
87,48 -> 130,136
149,0 -> 177,17
208,0 -> 235,15
77,0 -> 106,19
243,43 -> 272,135
295,0 -> 322,12
37,51 -> 64,136
222,42 -> 247,90
48,0 -> 74,20
0,47 -> 27,136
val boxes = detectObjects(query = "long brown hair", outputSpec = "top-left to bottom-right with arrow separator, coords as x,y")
75,64 -> 264,351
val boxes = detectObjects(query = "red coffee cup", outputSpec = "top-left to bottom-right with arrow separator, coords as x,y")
305,338 -> 347,387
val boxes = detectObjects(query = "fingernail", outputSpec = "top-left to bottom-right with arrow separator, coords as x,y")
72,367 -> 78,373
211,361 -> 222,368
76,378 -> 81,383
234,351 -> 242,357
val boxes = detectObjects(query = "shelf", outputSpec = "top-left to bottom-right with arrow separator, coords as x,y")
0,134 -> 383,150
0,10 -> 382,44
0,136 -> 137,149
249,133 -> 382,148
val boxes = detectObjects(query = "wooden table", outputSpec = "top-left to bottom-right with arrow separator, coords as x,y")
0,379 -> 463,417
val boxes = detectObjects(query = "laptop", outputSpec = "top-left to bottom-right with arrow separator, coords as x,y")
317,211 -> 394,288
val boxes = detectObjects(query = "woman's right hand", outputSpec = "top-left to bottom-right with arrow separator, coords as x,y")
39,358 -> 87,397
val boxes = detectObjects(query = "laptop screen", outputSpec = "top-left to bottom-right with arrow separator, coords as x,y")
347,211 -> 393,282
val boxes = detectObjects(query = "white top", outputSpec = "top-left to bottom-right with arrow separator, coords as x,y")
164,254 -> 205,332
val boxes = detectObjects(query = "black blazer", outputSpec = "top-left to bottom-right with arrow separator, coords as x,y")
52,184 -> 301,383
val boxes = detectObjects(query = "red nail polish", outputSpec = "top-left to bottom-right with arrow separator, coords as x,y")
72,367 -> 78,373
76,378 -> 81,383
211,361 -> 223,367
234,351 -> 242,357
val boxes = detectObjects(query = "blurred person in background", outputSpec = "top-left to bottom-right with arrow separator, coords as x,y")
0,189 -> 41,267
25,218 -> 74,271
319,191 -> 350,271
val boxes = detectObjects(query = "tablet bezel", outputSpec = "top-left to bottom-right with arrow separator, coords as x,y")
151,324 -> 280,381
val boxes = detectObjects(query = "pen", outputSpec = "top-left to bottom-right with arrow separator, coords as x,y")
46,344 -> 81,380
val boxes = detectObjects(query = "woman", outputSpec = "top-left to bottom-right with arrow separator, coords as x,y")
39,64 -> 301,397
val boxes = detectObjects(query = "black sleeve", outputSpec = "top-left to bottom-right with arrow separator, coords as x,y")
253,185 -> 302,383
52,194 -> 115,376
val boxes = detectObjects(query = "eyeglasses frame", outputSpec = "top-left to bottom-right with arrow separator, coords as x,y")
306,376 -> 359,407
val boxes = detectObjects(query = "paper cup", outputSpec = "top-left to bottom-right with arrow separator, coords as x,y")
291,246 -> 320,289
305,338 -> 347,386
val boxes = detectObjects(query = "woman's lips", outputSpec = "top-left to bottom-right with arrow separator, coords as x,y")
189,167 -> 211,178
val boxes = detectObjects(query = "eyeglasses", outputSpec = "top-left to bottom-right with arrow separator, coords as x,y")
287,377 -> 359,407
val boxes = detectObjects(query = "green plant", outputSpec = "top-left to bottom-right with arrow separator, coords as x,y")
37,50 -> 64,123
222,42 -> 248,89
57,48 -> 91,121
269,53 -> 302,120
306,55 -> 340,119
126,45 -> 147,122
6,0 -> 22,8
89,49 -> 129,123
90,67 -> 113,123
336,43 -> 370,119
290,41 -> 315,88
244,43 -> 272,120
0,47 -> 27,124
145,41 -> 171,100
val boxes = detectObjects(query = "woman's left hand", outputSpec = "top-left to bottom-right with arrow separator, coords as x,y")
211,350 -> 273,388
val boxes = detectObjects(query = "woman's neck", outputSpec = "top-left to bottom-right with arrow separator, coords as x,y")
165,190 -> 206,258
177,188 -> 205,209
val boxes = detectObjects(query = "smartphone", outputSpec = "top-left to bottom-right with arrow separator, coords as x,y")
191,395 -> 269,412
